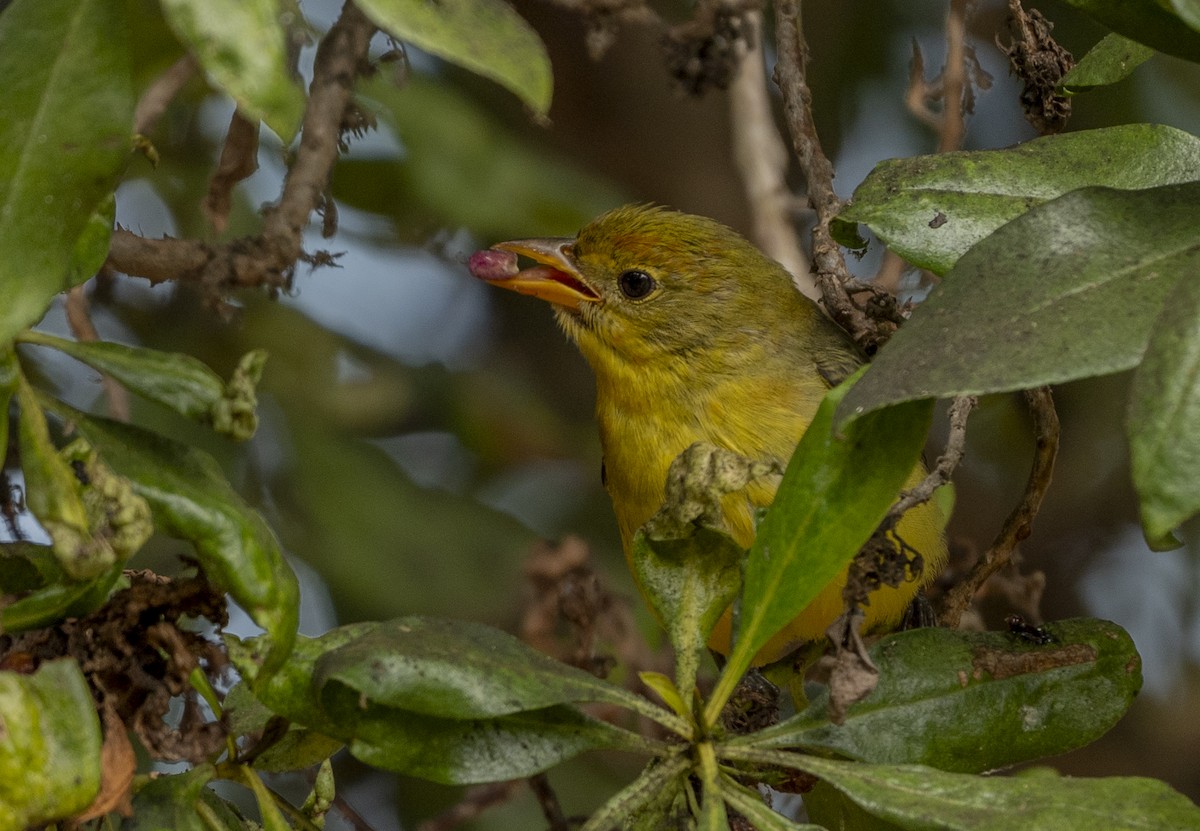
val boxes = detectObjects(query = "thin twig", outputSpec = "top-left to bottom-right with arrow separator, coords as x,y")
330,793 -> 377,831
203,110 -> 261,235
939,0 -> 969,153
133,54 -> 199,136
772,0 -> 889,352
529,774 -> 571,831
890,395 -> 975,519
65,286 -> 131,421
940,387 -> 1059,628
105,2 -> 378,298
728,11 -> 815,299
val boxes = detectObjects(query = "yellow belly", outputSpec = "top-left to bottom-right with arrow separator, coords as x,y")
703,466 -> 946,664
597,366 -> 947,666
612,443 -> 946,665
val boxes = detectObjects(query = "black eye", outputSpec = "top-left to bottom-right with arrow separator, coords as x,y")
618,269 -> 656,299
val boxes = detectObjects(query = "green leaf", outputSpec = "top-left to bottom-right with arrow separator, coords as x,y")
347,703 -> 644,785
338,75 -> 622,240
0,660 -> 101,831
720,775 -> 823,830
639,671 -> 689,718
0,0 -> 133,344
0,348 -> 17,484
313,617 -> 666,722
229,624 -> 376,732
223,683 -> 344,773
838,183 -> 1200,422
357,0 -> 552,116
47,403 -> 299,674
122,764 -> 241,831
158,0 -> 304,141
803,781 -> 908,831
1128,264 -> 1200,547
1169,0 -> 1200,31
15,377 -> 94,578
231,621 -> 656,785
697,743 -> 731,831
1060,34 -> 1155,94
631,525 -> 742,712
578,756 -> 692,831
740,619 -> 1141,773
1059,0 -> 1200,62
834,125 -> 1200,275
20,332 -> 267,440
767,755 -> 1200,831
0,561 -> 124,633
707,375 -> 934,721
241,767 -> 293,831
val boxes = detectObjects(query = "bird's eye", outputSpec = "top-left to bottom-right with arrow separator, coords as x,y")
618,269 -> 656,299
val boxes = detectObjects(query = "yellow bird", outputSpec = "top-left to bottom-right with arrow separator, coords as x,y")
470,205 -> 946,663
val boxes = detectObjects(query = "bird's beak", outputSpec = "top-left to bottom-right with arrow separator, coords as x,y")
469,238 -> 600,311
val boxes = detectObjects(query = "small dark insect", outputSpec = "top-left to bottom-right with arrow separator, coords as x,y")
929,211 -> 948,229
1006,613 -> 1057,645
70,459 -> 90,486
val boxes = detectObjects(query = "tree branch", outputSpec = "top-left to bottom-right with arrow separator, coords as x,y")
729,10 -> 816,299
105,2 -> 377,299
940,387 -> 1059,628
772,0 -> 893,353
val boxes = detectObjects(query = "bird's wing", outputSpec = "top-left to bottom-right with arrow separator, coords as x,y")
814,341 -> 864,388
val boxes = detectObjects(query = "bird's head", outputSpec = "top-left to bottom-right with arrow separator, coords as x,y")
470,204 -> 811,375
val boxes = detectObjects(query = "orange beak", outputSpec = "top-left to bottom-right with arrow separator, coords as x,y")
469,238 -> 600,311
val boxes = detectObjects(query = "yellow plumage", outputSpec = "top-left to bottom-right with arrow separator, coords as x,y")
471,204 -> 946,664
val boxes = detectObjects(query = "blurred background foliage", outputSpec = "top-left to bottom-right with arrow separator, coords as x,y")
24,0 -> 1200,825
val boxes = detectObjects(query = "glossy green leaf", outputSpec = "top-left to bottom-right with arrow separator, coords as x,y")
20,332 -> 267,440
347,703 -> 644,785
631,525 -> 742,712
708,375 -> 933,720
0,0 -> 133,345
750,754 -> 1200,831
1060,34 -> 1155,94
231,622 -> 654,784
158,0 -> 304,141
313,617 -> 665,723
834,125 -> 1200,275
0,564 -> 124,633
1059,0 -> 1200,62
838,183 -> 1200,422
1128,265 -> 1200,547
0,660 -> 101,831
338,76 -> 622,241
48,404 -> 299,674
357,0 -> 551,115
740,619 -> 1141,773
